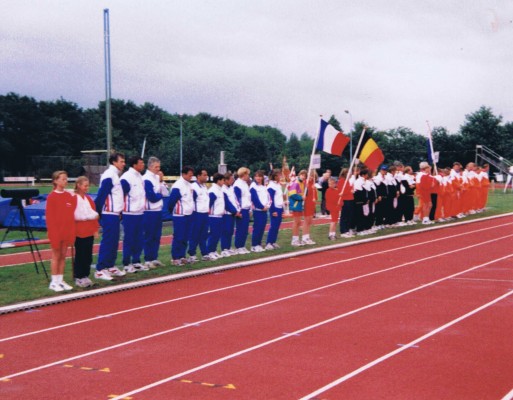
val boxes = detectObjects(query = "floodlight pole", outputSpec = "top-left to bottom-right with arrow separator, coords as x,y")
179,114 -> 183,172
104,9 -> 113,164
345,110 -> 353,162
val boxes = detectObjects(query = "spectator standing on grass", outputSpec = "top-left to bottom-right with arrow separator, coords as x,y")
207,173 -> 226,259
338,168 -> 355,238
325,177 -> 341,240
288,168 -> 305,246
188,168 -> 210,262
142,156 -> 169,269
73,176 -> 99,288
250,170 -> 271,252
233,167 -> 252,254
265,169 -> 284,250
46,170 -> 77,292
301,170 -> 318,245
168,166 -> 195,266
120,156 -> 148,273
221,172 -> 241,257
94,153 -> 127,281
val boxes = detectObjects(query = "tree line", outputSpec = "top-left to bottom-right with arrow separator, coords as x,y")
1,92 -> 512,179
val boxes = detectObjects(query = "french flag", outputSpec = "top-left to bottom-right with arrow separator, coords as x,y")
316,119 -> 350,157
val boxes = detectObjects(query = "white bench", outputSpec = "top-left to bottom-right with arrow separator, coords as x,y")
3,177 -> 36,186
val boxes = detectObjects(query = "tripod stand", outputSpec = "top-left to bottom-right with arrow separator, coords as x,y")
0,189 -> 49,280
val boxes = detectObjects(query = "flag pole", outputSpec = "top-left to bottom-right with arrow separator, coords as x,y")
304,116 -> 323,198
426,120 -> 438,175
337,126 -> 367,204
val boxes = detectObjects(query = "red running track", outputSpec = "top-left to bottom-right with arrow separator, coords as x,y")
1,215 -> 513,399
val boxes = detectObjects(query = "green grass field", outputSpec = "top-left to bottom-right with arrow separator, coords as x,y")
1,189 -> 512,307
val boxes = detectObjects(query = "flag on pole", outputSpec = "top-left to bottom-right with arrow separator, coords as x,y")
357,131 -> 384,170
427,139 -> 439,164
316,119 -> 350,156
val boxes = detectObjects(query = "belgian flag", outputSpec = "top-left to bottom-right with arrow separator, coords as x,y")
357,131 -> 384,171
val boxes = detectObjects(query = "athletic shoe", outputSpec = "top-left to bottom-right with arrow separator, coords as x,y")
151,260 -> 165,268
201,254 -> 212,261
272,243 -> 281,249
144,261 -> 156,270
95,269 -> 113,281
187,255 -> 198,263
228,248 -> 238,255
264,243 -> 275,250
82,277 -> 94,287
60,281 -> 73,291
291,239 -> 303,247
108,267 -> 126,277
133,263 -> 149,271
328,235 -> 336,241
340,232 -> 353,238
301,238 -> 316,245
209,252 -> 221,260
123,264 -> 137,273
75,278 -> 89,288
220,250 -> 232,257
48,282 -> 64,292
251,245 -> 265,252
236,247 -> 249,254
172,259 -> 184,266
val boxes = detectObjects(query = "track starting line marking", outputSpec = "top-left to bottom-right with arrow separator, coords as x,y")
63,364 -> 110,373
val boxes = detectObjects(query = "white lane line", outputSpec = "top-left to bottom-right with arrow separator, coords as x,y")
300,289 -> 513,400
501,387 -> 513,400
3,222 -> 511,343
2,241 -> 512,384
105,254 -> 513,400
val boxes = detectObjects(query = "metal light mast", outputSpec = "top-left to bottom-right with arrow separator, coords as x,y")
103,9 -> 112,163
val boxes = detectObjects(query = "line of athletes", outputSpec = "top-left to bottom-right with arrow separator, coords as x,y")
331,160 -> 490,239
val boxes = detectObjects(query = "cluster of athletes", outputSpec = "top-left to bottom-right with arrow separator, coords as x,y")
44,152 -> 490,292
336,160 -> 490,238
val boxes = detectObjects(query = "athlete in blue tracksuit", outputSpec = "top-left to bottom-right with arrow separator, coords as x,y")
249,170 -> 271,252
188,169 -> 210,261
266,169 -> 284,248
207,173 -> 225,257
233,167 -> 252,254
167,166 -> 195,266
120,156 -> 147,273
221,172 -> 241,256
94,153 -> 126,280
143,156 -> 169,268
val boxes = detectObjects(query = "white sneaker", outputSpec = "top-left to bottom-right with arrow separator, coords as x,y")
60,281 -> 73,291
172,259 -> 184,266
108,267 -> 126,277
301,238 -> 316,245
123,264 -> 137,273
272,243 -> 281,249
264,243 -> 275,250
201,254 -> 212,261
220,250 -> 232,257
133,262 -> 149,271
228,248 -> 238,255
187,255 -> 198,263
144,261 -> 156,270
209,252 -> 220,260
251,245 -> 265,252
95,269 -> 113,281
237,247 -> 249,254
76,277 -> 93,287
49,282 -> 64,292
291,239 -> 303,247
151,260 -> 164,268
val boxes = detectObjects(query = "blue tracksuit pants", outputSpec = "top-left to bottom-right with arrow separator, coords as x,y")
171,214 -> 193,260
234,208 -> 250,248
143,210 -> 162,262
188,212 -> 209,256
251,210 -> 267,247
96,213 -> 120,271
122,213 -> 144,266
266,208 -> 283,244
221,214 -> 235,250
207,216 -> 223,253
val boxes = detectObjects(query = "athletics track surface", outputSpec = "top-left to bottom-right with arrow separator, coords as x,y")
1,215 -> 513,399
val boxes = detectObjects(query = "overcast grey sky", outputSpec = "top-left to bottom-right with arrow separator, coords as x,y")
2,0 -> 512,137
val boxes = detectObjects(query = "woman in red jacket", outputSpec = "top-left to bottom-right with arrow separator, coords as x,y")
74,176 -> 100,288
46,170 -> 77,292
